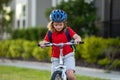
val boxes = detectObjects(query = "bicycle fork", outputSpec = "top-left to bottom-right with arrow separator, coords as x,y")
59,45 -> 67,80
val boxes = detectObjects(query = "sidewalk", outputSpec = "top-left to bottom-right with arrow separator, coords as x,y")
0,59 -> 120,80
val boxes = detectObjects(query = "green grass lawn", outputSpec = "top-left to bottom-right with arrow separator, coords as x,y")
0,65 -> 106,80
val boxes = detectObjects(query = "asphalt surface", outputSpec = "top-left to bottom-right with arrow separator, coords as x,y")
0,59 -> 120,80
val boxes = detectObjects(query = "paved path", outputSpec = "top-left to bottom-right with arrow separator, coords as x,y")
0,59 -> 120,80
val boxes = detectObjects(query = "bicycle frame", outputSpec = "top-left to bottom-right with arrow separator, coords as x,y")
55,43 -> 67,80
38,41 -> 84,80
46,43 -> 68,80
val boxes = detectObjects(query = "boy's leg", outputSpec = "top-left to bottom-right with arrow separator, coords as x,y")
64,52 -> 76,80
51,57 -> 59,74
66,70 -> 76,80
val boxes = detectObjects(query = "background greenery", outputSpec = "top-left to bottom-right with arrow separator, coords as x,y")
0,36 -> 120,71
0,0 -> 13,35
45,0 -> 98,37
11,27 -> 47,41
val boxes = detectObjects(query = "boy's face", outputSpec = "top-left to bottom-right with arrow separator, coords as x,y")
53,22 -> 65,32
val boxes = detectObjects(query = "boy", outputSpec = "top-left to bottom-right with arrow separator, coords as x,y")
39,9 -> 82,80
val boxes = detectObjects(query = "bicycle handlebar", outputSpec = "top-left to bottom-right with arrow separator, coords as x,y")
38,41 -> 84,47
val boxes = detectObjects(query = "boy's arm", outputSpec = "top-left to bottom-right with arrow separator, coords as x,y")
73,34 -> 82,43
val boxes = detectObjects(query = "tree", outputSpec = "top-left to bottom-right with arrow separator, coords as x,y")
45,0 -> 98,37
0,0 -> 13,39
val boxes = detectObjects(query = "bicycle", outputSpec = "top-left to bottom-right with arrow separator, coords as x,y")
38,40 -> 84,80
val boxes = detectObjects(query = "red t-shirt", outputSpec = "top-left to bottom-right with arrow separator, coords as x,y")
44,27 -> 76,58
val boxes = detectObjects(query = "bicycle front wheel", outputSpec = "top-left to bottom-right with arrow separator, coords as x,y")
51,71 -> 62,80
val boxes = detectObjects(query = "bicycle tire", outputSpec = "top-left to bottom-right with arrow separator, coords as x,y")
51,71 -> 62,80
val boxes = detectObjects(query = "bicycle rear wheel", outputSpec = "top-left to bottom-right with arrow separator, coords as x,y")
51,71 -> 62,80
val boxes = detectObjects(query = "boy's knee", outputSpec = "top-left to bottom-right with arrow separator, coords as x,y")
66,70 -> 76,80
67,76 -> 76,80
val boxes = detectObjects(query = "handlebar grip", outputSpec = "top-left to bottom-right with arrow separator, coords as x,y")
38,42 -> 50,47
79,41 -> 84,44
44,42 -> 51,45
38,44 -> 40,46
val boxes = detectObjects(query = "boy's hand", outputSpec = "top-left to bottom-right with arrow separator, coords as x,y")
39,41 -> 47,48
73,34 -> 82,44
74,38 -> 82,44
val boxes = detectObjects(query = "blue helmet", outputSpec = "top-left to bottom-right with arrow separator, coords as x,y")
50,9 -> 67,22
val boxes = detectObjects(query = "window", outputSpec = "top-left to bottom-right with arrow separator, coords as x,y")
15,2 -> 27,28
85,0 -> 94,3
52,0 -> 68,7
22,4 -> 26,17
17,20 -> 20,28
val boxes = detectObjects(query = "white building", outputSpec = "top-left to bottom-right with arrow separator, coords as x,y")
11,0 -> 69,29
11,0 -> 51,29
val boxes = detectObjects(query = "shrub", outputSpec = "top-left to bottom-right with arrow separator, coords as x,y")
111,59 -> 120,69
0,37 -> 119,70
22,41 -> 36,60
76,36 -> 120,65
32,47 -> 51,61
11,27 -> 47,41
7,44 -> 21,59
0,40 -> 10,58
77,36 -> 107,63
98,58 -> 111,67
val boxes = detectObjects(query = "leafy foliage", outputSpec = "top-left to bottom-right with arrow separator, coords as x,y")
0,0 -> 13,34
45,0 -> 98,37
0,37 -> 120,70
11,27 -> 47,41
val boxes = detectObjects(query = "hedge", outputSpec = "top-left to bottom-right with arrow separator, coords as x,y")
0,37 -> 120,70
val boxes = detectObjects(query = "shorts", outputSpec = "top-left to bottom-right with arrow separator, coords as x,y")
51,52 -> 75,73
